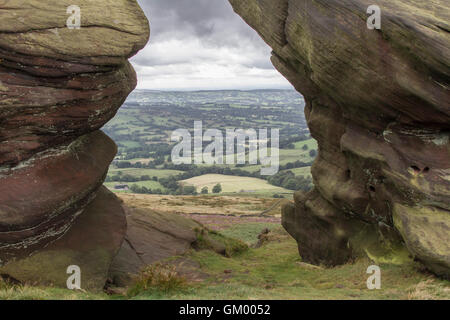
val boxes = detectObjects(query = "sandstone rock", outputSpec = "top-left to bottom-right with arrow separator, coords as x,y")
0,0 -> 149,64
0,131 -> 116,264
230,0 -> 450,277
0,0 -> 149,288
0,187 -> 126,291
108,206 -> 203,287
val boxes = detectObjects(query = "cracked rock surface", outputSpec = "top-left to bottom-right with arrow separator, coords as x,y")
230,0 -> 449,277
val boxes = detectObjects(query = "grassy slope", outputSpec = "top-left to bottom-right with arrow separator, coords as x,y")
3,224 -> 448,300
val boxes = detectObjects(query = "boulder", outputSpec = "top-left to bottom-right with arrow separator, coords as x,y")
230,0 -> 450,277
0,0 -> 149,288
0,131 -> 116,264
108,206 -> 202,287
0,187 -> 126,291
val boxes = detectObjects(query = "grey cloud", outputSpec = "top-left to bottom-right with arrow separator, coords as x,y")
133,0 -> 291,90
137,0 -> 257,40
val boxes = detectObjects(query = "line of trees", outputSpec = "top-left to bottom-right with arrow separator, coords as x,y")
105,174 -> 158,183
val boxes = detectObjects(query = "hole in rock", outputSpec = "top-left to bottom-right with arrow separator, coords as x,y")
345,169 -> 351,180
369,186 -> 376,193
411,166 -> 421,173
423,167 -> 430,173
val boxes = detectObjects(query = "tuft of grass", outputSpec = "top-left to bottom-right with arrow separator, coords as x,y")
127,263 -> 188,297
0,277 -> 22,292
0,277 -> 106,300
408,279 -> 450,300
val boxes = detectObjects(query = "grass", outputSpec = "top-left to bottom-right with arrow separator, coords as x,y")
127,263 -> 188,297
219,222 -> 281,245
181,174 -> 290,194
1,222 -> 449,300
116,193 -> 284,216
0,277 -> 107,300
117,140 -> 141,148
194,228 -> 249,258
293,138 -> 317,150
131,225 -> 450,300
283,167 -> 312,178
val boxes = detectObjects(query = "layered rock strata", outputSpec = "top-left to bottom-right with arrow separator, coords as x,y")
0,0 -> 149,288
230,0 -> 450,277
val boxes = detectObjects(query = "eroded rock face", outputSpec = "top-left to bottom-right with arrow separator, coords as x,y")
230,0 -> 449,277
109,206 -> 203,287
0,0 -> 149,288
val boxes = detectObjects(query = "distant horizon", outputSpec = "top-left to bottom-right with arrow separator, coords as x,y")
133,87 -> 297,92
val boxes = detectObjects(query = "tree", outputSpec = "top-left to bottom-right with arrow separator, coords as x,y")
212,183 -> 222,194
201,187 -> 209,194
309,149 -> 317,158
302,144 -> 309,151
130,184 -> 140,193
183,186 -> 197,195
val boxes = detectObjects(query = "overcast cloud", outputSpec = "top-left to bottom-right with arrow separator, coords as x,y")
133,0 -> 292,90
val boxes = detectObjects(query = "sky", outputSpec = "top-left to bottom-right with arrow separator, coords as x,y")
133,0 -> 293,90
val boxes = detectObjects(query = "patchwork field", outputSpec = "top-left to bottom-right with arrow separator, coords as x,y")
102,90 -> 317,198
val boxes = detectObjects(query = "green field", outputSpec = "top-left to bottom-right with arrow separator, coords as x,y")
294,139 -> 317,150
103,90 -> 316,198
284,167 -> 312,178
181,174 -> 291,194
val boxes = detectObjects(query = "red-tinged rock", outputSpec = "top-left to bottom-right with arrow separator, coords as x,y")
0,62 -> 136,166
0,131 -> 116,264
108,206 -> 201,287
0,0 -> 150,289
0,186 -> 127,291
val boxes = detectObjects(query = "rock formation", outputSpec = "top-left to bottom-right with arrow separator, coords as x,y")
230,0 -> 450,277
109,206 -> 207,287
0,0 -> 149,289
